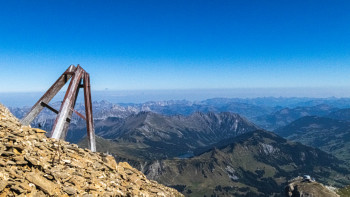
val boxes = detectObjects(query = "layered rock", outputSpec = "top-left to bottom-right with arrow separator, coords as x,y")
0,103 -> 183,197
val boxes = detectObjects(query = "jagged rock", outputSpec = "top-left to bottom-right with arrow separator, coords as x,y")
25,171 -> 60,196
285,176 -> 339,197
0,103 -> 183,197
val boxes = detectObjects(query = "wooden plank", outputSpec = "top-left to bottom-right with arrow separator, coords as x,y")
20,65 -> 76,126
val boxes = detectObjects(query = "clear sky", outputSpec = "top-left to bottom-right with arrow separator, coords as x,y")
0,0 -> 350,94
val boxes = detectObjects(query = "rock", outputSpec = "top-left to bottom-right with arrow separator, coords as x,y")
32,190 -> 46,197
24,155 -> 41,166
63,187 -> 76,195
119,162 -> 133,169
33,128 -> 46,133
1,151 -> 14,157
82,194 -> 93,197
13,156 -> 28,165
0,188 -> 10,197
6,160 -> 16,165
0,103 -> 183,197
285,176 -> 339,197
25,171 -> 60,196
103,154 -> 117,169
10,184 -> 26,194
0,180 -> 8,192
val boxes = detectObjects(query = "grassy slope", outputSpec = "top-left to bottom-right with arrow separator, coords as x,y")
153,130 -> 350,196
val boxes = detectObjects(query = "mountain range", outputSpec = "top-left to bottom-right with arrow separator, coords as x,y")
253,104 -> 338,130
326,108 -> 350,121
8,98 -> 350,196
81,111 -> 258,161
276,116 -> 350,164
78,109 -> 350,196
10,99 -> 347,142
82,129 -> 350,196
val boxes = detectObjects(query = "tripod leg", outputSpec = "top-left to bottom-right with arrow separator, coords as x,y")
59,78 -> 82,139
83,72 -> 96,152
51,66 -> 84,140
20,65 -> 76,126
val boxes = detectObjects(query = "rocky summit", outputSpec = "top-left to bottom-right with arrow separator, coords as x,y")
0,104 -> 183,197
285,176 -> 339,197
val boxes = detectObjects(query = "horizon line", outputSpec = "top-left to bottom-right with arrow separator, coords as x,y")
1,86 -> 350,93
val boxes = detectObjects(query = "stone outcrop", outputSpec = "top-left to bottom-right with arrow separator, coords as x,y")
285,176 -> 339,197
0,103 -> 183,197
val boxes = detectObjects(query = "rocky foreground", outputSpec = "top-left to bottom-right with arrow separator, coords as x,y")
0,104 -> 183,197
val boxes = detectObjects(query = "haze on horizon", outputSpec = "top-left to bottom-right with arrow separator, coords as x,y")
0,0 -> 350,97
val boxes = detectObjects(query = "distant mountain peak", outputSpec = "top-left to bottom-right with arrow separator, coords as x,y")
89,111 -> 259,160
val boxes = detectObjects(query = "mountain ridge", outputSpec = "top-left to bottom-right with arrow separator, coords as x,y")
83,111 -> 259,161
142,130 -> 350,196
275,115 -> 350,163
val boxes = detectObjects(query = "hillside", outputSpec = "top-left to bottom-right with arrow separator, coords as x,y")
87,130 -> 350,196
275,116 -> 350,163
0,103 -> 183,196
144,130 -> 350,196
327,108 -> 350,121
80,111 -> 259,162
253,104 -> 337,130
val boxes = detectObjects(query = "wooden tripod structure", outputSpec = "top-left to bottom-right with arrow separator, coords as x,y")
20,65 -> 96,152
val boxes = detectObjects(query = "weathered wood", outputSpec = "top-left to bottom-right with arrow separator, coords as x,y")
40,102 -> 59,114
72,108 -> 86,120
59,77 -> 82,140
41,102 -> 85,121
20,65 -> 76,125
22,65 -> 96,152
51,66 -> 84,140
83,72 -> 96,152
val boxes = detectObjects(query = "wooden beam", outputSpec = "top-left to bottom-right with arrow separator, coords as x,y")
72,108 -> 86,120
51,66 -> 84,140
39,102 -> 72,122
83,72 -> 96,152
40,102 -> 59,114
59,77 -> 83,139
20,65 -> 76,126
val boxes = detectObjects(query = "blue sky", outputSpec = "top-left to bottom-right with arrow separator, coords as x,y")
1,0 -> 350,94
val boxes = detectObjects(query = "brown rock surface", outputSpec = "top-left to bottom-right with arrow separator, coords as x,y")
0,103 -> 183,197
285,176 -> 339,197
